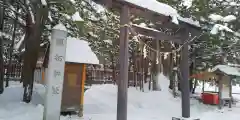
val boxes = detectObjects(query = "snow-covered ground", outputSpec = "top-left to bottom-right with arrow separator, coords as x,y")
83,74 -> 240,120
1,74 -> 240,120
0,82 -> 77,120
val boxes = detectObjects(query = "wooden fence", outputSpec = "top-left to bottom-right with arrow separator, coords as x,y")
3,64 -> 149,87
3,64 -> 22,81
3,64 -> 45,82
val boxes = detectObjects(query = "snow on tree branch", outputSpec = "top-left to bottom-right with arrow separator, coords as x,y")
209,14 -> 236,22
26,0 -> 35,24
72,12 -> 84,22
210,24 -> 233,35
41,0 -> 47,6
181,0 -> 193,9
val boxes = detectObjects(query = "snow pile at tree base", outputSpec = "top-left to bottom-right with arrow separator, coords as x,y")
0,83 -> 44,120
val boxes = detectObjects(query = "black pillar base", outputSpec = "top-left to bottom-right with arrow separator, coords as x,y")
172,117 -> 200,120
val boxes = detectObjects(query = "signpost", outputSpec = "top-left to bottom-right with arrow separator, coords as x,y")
43,24 -> 67,120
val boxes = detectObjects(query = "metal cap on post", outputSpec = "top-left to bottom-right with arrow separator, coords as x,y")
43,23 -> 67,120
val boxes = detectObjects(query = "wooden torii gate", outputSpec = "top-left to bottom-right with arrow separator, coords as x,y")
92,0 -> 200,119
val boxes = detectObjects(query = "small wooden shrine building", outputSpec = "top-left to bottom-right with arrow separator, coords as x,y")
41,37 -> 99,113
191,65 -> 240,108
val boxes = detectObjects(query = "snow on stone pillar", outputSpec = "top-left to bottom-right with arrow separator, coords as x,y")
43,23 -> 67,120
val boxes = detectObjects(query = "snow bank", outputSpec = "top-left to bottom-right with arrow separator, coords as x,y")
83,73 -> 240,120
83,73 -> 224,119
0,82 -> 44,120
2,78 -> 240,120
0,82 -> 80,120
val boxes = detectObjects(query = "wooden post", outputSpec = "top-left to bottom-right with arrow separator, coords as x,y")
218,75 -> 223,109
180,33 -> 190,118
79,64 -> 86,116
117,5 -> 129,120
229,76 -> 233,108
202,80 -> 205,93
218,51 -> 226,109
43,24 -> 67,120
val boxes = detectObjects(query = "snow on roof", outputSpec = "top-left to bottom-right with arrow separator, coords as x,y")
72,11 -> 84,21
53,23 -> 67,31
178,17 -> 200,27
66,37 -> 99,64
132,24 -> 160,32
227,63 -> 240,67
124,0 -> 179,24
125,0 -> 178,17
211,65 -> 240,76
124,0 -> 200,27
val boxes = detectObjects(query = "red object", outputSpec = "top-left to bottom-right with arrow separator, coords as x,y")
201,93 -> 219,105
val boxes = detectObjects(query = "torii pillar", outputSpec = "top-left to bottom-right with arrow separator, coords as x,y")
180,31 -> 190,118
117,5 -> 129,120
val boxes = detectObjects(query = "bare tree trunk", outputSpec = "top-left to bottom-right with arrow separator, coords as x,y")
153,40 -> 162,91
148,61 -> 152,90
218,51 -> 227,109
110,55 -> 116,84
128,60 -> 132,87
189,63 -> 194,93
177,51 -> 181,91
22,13 -> 38,103
140,43 -> 144,92
0,0 -> 6,94
152,41 -> 160,91
144,58 -> 149,85
152,43 -> 157,90
23,5 -> 48,103
132,52 -> 136,87
169,53 -> 174,90
192,55 -> 197,94
137,58 -> 142,90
